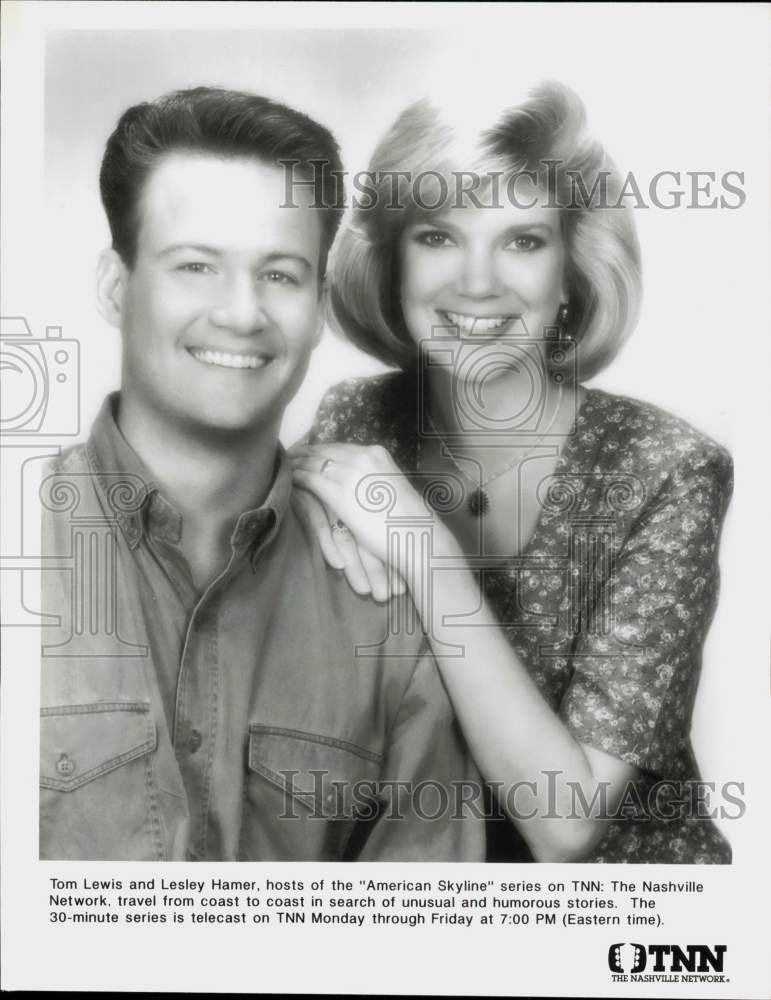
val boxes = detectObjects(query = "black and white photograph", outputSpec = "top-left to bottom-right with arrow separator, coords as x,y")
1,2 -> 768,996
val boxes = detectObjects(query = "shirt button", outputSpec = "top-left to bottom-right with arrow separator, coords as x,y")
188,729 -> 202,754
56,753 -> 75,776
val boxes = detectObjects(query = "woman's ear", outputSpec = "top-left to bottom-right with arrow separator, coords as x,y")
559,270 -> 569,306
96,249 -> 127,330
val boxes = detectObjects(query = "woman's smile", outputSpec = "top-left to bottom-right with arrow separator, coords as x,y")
438,310 -> 522,336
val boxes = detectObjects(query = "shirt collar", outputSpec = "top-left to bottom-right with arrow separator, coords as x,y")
86,393 -> 156,549
236,449 -> 292,571
86,392 -> 292,566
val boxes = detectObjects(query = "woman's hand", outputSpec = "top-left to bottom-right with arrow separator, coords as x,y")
289,442 -> 443,595
291,485 -> 406,601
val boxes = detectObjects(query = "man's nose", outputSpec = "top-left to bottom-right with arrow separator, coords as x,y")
209,274 -> 267,334
455,247 -> 501,300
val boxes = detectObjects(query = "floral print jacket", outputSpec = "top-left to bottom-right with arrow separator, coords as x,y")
309,369 -> 734,864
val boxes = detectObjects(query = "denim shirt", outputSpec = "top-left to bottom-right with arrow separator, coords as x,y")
39,395 -> 484,862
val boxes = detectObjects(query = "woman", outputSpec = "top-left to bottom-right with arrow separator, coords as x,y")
290,82 -> 733,864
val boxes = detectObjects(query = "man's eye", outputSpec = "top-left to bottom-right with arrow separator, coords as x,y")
178,262 -> 213,274
414,230 -> 455,248
507,235 -> 544,252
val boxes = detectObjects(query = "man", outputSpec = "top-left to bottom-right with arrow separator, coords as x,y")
39,87 -> 484,861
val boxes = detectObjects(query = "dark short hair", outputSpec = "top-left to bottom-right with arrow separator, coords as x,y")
99,86 -> 344,275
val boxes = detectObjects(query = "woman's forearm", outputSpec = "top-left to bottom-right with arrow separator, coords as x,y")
395,525 -> 631,862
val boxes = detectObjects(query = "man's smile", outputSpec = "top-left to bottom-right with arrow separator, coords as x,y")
187,347 -> 273,370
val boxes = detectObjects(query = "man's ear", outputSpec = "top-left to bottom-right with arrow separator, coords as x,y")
96,249 -> 128,330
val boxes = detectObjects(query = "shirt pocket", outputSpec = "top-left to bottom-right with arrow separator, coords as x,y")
40,702 -> 162,861
241,725 -> 383,861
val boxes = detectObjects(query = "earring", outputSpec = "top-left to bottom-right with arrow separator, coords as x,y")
558,302 -> 569,326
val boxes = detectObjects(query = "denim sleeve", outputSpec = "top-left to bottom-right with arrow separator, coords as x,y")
357,645 -> 486,861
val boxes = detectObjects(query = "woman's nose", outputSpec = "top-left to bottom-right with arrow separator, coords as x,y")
455,247 -> 501,299
209,274 -> 267,334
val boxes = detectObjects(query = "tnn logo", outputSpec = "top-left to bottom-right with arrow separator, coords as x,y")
608,943 -> 726,974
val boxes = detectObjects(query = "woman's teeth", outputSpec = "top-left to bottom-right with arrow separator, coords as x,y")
441,311 -> 517,334
189,348 -> 269,370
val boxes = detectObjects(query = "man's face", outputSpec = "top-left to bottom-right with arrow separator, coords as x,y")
115,153 -> 324,437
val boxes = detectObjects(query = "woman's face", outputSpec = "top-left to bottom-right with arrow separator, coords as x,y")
398,181 -> 567,386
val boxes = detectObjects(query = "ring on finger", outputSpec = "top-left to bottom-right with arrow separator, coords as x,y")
331,518 -> 350,536
320,458 -> 334,477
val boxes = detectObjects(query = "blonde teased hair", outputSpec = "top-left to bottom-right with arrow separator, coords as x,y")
329,81 -> 642,380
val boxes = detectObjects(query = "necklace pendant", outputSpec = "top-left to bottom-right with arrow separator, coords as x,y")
468,487 -> 490,517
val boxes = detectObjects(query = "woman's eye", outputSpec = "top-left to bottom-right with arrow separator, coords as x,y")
508,235 -> 544,252
261,271 -> 298,285
414,230 -> 455,248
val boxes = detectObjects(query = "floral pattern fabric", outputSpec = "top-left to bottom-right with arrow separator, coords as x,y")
309,370 -> 734,864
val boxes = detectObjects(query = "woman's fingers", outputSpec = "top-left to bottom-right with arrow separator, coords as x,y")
292,454 -> 401,570
328,521 -> 373,597
291,468 -> 344,510
388,567 -> 408,597
292,488 -> 345,570
289,452 -> 351,486
291,477 -> 372,596
291,442 -> 398,476
357,547 -> 392,603
293,482 -> 407,600
290,442 -> 371,462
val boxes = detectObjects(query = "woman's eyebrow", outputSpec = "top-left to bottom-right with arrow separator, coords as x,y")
502,222 -> 555,234
408,218 -> 557,236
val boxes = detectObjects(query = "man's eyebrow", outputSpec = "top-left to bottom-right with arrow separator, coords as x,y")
158,243 -> 223,258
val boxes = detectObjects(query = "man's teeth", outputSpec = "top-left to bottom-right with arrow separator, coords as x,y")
190,349 -> 269,369
443,311 -> 516,334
